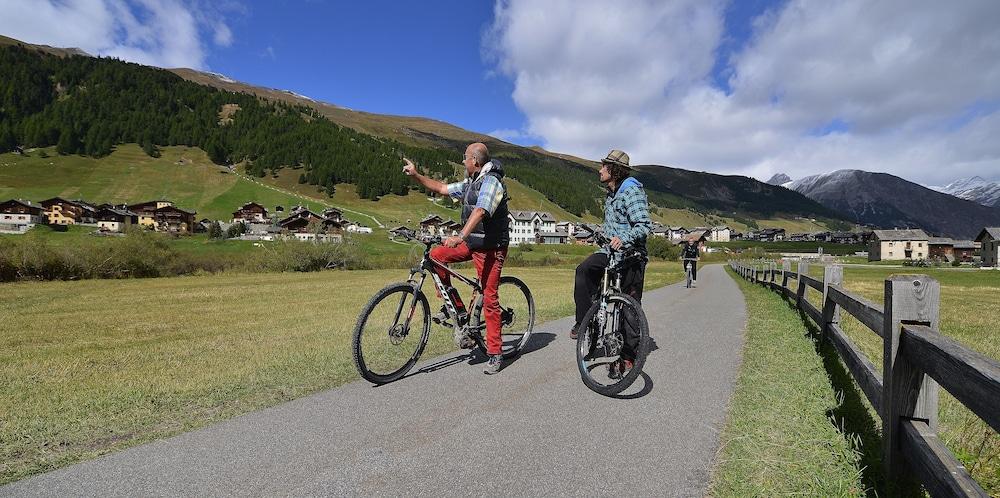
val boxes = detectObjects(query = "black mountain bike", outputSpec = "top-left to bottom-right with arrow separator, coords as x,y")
352,231 -> 535,384
682,257 -> 699,288
576,236 -> 650,396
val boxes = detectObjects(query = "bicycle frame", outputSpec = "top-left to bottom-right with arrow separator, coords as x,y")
401,240 -> 484,334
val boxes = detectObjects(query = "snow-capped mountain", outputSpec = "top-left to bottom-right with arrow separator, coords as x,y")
937,176 -> 1000,207
765,173 -> 792,186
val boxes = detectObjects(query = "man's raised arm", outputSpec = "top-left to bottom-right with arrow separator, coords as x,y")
402,158 -> 449,196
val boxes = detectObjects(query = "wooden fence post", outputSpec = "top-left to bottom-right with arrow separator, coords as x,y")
781,260 -> 791,290
796,260 -> 810,309
882,275 -> 941,485
822,265 -> 843,341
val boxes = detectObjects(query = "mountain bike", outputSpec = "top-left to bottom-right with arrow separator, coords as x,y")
682,257 -> 699,288
576,236 -> 650,396
352,230 -> 535,384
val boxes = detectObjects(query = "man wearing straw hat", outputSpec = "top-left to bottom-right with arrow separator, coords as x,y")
571,149 -> 652,378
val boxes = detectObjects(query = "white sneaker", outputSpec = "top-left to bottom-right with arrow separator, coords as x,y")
692,279 -> 697,288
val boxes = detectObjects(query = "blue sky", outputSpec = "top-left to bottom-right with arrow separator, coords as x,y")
203,1 -> 525,139
2,0 -> 999,185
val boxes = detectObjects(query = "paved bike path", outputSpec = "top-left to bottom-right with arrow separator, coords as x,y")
3,264 -> 747,497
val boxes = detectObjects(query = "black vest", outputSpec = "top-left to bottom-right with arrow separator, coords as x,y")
461,166 -> 510,250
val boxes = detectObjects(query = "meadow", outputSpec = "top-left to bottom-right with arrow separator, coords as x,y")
0,262 -> 683,485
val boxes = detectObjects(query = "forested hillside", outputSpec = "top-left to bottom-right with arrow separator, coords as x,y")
0,44 -> 604,215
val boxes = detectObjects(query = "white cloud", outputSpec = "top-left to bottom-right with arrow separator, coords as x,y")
485,0 -> 1000,185
0,0 -> 237,69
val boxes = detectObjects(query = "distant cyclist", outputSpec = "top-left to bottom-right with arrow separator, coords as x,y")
571,149 -> 651,379
680,234 -> 700,287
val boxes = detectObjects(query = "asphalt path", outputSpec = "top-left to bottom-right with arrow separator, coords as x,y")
2,264 -> 748,497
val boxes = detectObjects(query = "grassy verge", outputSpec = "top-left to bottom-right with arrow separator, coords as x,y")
801,265 -> 1000,493
710,267 -> 870,496
0,262 -> 682,485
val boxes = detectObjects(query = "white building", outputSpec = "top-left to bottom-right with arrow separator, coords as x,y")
710,226 -> 732,242
508,211 -> 556,245
0,199 -> 43,232
869,229 -> 929,261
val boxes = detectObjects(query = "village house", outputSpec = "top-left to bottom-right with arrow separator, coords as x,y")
928,237 -> 955,261
278,209 -> 342,240
153,205 -> 197,233
831,232 -> 861,244
669,227 -> 688,241
508,211 -> 556,245
651,226 -> 671,239
709,226 -> 732,242
555,221 -> 576,238
787,233 -> 811,242
322,207 -> 344,223
573,223 -> 599,244
869,229 -> 929,261
40,197 -> 87,225
952,240 -> 977,263
975,228 -> 999,267
232,202 -> 268,224
96,207 -> 138,233
758,228 -> 786,242
536,229 -> 570,244
128,200 -> 174,228
418,215 -> 447,236
388,226 -> 414,241
0,199 -> 43,232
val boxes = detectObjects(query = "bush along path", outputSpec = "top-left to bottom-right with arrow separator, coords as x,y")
1,265 -> 747,496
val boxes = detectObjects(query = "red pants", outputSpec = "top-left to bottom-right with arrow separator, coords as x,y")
430,243 -> 508,356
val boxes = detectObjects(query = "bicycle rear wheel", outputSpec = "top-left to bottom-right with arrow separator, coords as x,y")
576,292 -> 649,396
471,275 -> 535,359
352,283 -> 431,384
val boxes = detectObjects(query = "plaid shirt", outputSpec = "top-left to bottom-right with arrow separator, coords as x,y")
446,164 -> 506,216
600,177 -> 652,256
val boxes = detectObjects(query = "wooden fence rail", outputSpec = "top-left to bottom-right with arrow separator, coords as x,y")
728,259 -> 1000,497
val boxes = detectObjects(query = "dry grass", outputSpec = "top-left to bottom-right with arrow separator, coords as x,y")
0,262 -> 681,485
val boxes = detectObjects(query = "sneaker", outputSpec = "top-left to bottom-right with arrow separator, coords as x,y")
692,279 -> 697,288
569,327 -> 578,340
484,354 -> 503,375
607,358 -> 634,380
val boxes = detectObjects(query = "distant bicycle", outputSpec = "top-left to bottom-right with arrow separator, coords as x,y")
351,230 -> 535,384
576,234 -> 650,396
682,257 -> 699,288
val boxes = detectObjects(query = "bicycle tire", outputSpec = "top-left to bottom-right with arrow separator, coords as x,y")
471,275 -> 535,359
576,292 -> 649,396
352,282 -> 431,384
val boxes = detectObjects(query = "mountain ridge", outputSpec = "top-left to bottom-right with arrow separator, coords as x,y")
788,169 -> 1000,238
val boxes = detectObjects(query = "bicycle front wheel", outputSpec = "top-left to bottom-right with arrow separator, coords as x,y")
352,283 -> 431,384
472,275 -> 535,359
576,292 -> 649,396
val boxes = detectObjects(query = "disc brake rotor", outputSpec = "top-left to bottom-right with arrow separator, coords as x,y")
388,323 -> 408,345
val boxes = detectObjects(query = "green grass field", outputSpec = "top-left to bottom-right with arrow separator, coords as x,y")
0,262 -> 682,485
711,268 -> 868,496
788,265 -> 1000,493
709,240 -> 865,256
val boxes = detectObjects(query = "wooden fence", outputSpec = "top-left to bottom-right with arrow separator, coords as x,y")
729,259 -> 1000,497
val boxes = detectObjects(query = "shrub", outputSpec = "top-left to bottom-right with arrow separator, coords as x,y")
647,236 -> 680,260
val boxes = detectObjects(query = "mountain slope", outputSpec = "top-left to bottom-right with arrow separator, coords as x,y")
633,165 -> 843,220
766,173 -> 792,186
938,176 -> 1000,207
789,170 -> 1000,238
